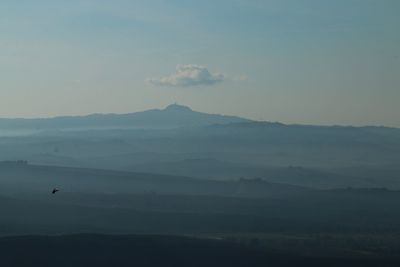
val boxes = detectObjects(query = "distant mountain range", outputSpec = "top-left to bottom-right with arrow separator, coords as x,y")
1,104 -> 399,132
0,104 -> 251,130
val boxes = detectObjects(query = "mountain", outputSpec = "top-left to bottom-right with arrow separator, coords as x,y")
0,104 -> 251,131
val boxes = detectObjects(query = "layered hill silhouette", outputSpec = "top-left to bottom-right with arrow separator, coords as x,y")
1,104 -> 399,183
0,162 -> 310,198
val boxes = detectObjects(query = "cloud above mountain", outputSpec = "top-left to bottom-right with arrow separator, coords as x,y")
148,65 -> 224,87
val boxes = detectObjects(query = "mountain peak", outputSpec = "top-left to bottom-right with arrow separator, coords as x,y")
164,103 -> 193,112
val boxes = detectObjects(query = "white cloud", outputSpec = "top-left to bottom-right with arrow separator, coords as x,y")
148,64 -> 224,87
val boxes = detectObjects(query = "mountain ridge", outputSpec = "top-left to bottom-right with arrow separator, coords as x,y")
0,104 -> 251,130
0,104 -> 398,130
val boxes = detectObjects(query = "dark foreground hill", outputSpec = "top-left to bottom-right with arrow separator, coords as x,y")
0,234 -> 398,267
3,188 -> 400,236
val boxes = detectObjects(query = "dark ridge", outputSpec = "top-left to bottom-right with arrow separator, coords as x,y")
0,234 -> 398,267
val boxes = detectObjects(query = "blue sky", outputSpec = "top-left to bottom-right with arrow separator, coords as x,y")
0,0 -> 399,126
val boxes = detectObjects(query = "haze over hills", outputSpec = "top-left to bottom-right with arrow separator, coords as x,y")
0,103 -> 399,188
2,0 -> 399,265
1,105 -> 400,265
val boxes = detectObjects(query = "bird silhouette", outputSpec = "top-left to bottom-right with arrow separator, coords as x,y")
52,188 -> 59,194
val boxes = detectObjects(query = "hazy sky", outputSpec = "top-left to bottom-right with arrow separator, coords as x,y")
0,0 -> 399,126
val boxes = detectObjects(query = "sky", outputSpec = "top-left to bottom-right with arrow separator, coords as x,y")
0,0 -> 399,126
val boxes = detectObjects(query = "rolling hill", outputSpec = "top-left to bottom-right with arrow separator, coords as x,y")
0,162 -> 309,198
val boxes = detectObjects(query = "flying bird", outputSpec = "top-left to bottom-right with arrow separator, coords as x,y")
52,188 -> 59,194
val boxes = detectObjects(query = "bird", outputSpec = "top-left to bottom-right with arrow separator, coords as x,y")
52,188 -> 59,194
